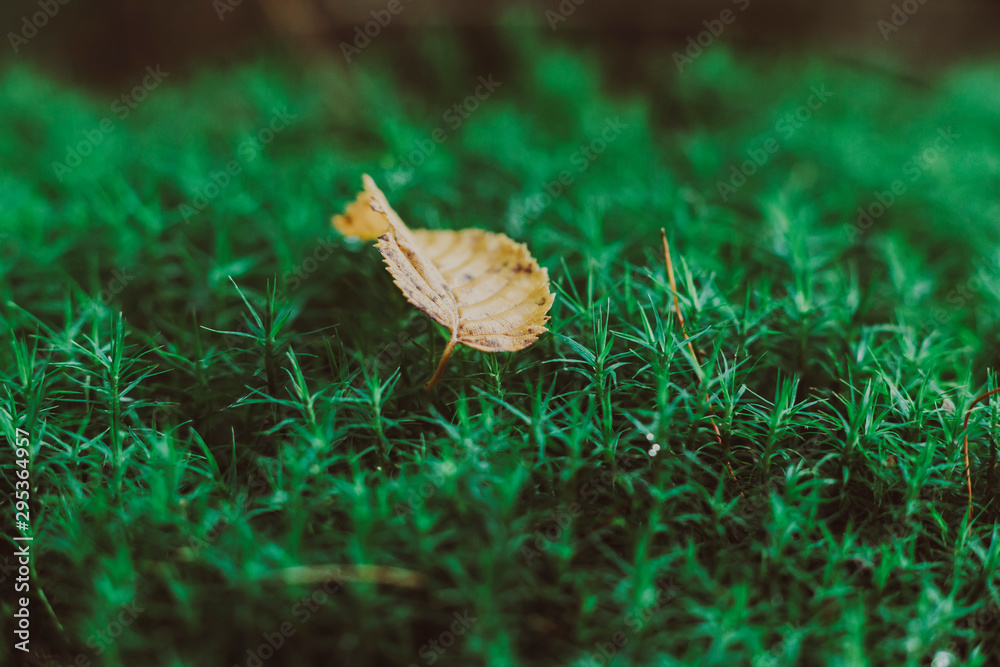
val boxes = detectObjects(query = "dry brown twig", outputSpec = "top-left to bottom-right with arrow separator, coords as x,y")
660,229 -> 741,490
962,387 -> 999,531
274,564 -> 426,589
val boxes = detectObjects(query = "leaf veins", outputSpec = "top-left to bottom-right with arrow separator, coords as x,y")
334,175 -> 555,389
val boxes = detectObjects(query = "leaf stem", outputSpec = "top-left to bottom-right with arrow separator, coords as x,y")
425,335 -> 458,390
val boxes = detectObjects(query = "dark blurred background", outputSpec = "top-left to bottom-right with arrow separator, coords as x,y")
3,0 -> 1000,89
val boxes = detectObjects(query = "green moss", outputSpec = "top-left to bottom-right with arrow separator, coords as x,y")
2,42 -> 1000,666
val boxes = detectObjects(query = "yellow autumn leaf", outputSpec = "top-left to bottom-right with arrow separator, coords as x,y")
331,179 -> 388,240
334,175 -> 554,389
